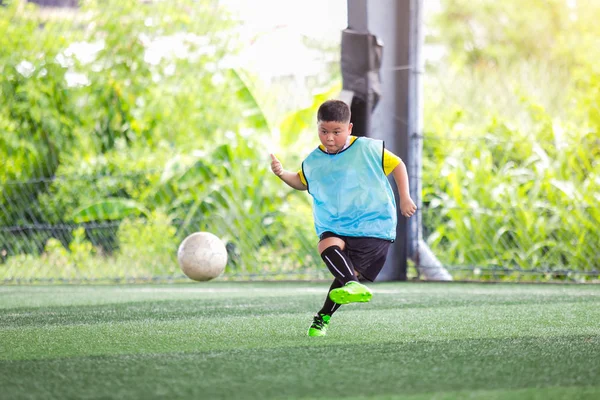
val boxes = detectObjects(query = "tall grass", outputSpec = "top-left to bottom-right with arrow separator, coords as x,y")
422,62 -> 600,280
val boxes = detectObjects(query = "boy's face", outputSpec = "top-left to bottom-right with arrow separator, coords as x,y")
318,120 -> 353,153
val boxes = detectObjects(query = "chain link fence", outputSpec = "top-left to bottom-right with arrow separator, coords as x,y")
1,0 -> 599,283
417,27 -> 600,281
417,130 -> 600,282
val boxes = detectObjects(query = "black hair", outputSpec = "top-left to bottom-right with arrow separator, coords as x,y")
317,99 -> 351,124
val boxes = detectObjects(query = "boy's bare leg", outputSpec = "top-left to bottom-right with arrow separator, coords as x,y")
318,236 -> 345,253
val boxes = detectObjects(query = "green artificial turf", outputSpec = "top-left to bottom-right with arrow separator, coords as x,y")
1,282 -> 599,399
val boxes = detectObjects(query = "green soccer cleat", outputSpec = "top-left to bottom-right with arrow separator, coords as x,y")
307,313 -> 331,337
329,281 -> 373,305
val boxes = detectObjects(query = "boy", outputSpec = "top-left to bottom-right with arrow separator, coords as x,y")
270,99 -> 416,337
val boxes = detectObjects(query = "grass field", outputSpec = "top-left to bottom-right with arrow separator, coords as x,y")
1,281 -> 599,400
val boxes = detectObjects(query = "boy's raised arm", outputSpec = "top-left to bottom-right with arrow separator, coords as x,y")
270,154 -> 307,191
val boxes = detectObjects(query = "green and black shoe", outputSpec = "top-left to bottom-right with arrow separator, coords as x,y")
307,313 -> 331,337
329,281 -> 373,305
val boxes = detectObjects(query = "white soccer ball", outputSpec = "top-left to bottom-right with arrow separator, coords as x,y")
177,232 -> 228,281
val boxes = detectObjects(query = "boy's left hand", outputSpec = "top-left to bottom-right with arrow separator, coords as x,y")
400,197 -> 417,218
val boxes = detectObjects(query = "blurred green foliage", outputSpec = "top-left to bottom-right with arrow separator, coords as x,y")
429,0 -> 600,69
1,0 -> 599,281
423,0 -> 600,280
0,0 -> 322,281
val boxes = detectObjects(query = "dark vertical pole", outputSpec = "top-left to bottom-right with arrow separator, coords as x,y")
371,0 -> 409,281
344,0 -> 419,281
407,0 -> 424,262
344,0 -> 371,137
347,0 -> 369,32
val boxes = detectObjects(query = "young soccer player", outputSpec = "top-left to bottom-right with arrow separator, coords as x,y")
270,99 -> 417,337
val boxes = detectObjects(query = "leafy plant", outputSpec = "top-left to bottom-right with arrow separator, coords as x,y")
0,1 -> 78,227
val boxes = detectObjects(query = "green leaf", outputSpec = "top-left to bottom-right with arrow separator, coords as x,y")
71,198 -> 148,222
227,69 -> 270,131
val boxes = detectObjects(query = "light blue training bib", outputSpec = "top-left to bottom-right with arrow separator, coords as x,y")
302,137 -> 397,240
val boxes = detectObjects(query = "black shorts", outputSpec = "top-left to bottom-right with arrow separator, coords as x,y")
319,231 -> 393,282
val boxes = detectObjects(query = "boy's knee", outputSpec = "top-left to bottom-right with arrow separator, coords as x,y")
318,236 -> 345,254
